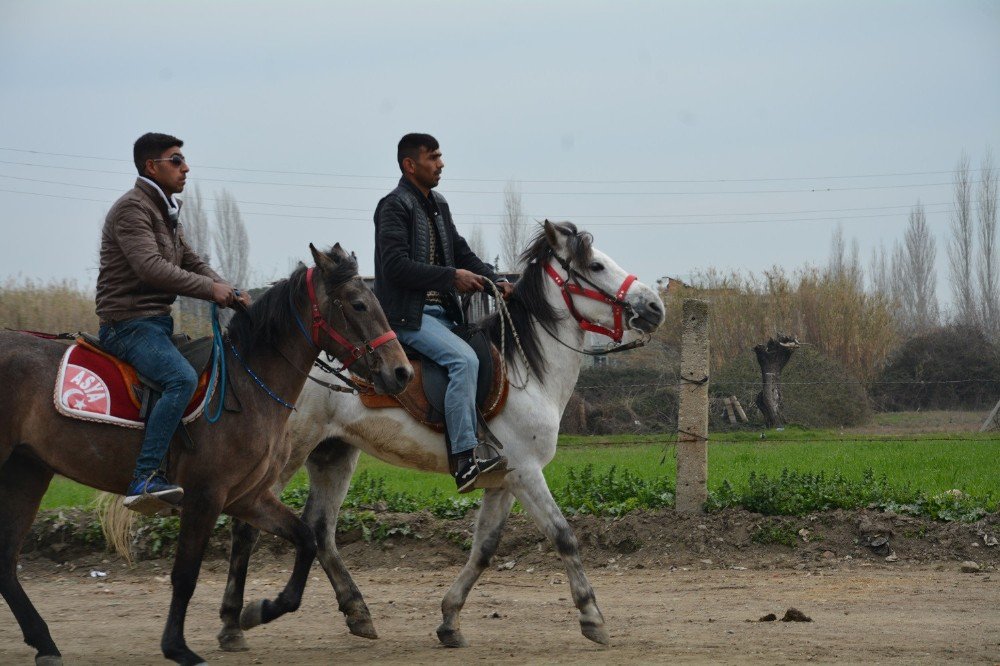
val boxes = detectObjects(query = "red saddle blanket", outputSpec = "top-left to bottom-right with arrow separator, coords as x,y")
54,339 -> 212,428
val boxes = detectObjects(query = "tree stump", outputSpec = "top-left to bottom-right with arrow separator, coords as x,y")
754,335 -> 800,428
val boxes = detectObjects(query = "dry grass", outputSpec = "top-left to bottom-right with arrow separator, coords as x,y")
0,277 -> 99,333
0,280 -> 213,337
657,267 -> 898,385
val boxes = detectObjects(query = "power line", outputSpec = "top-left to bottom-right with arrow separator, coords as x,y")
0,186 -> 962,227
0,158 -> 980,196
0,172 -> 963,219
0,146 -> 984,184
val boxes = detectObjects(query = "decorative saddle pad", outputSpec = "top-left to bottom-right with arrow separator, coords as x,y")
353,342 -> 509,434
53,339 -> 212,428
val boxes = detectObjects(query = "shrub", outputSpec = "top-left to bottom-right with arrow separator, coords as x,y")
871,324 -> 1000,411
567,366 -> 678,435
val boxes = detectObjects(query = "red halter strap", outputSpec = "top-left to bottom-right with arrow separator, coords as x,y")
305,267 -> 397,369
544,261 -> 638,343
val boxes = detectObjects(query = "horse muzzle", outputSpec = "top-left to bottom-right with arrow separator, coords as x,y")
629,298 -> 665,333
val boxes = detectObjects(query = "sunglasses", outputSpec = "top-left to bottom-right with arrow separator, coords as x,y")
151,154 -> 186,167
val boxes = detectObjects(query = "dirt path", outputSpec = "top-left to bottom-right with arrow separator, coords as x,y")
3,557 -> 998,665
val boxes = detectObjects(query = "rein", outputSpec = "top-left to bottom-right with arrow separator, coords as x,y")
207,300 -> 297,419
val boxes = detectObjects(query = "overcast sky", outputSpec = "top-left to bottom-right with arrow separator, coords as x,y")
1,1 -> 998,310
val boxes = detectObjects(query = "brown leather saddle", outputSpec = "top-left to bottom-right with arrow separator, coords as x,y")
352,326 -> 509,433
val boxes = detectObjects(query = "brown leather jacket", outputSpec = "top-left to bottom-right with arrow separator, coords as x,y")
96,179 -> 225,325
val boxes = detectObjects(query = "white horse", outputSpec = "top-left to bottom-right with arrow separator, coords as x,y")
217,220 -> 665,650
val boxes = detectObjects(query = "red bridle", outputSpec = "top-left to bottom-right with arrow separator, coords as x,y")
304,267 -> 397,369
544,260 -> 638,343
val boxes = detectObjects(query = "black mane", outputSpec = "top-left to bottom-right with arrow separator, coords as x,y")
480,221 -> 593,380
226,250 -> 359,353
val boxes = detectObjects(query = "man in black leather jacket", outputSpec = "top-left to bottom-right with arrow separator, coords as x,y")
374,133 -> 513,492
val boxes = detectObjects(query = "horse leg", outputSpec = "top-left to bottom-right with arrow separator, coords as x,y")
512,469 -> 610,646
0,453 -> 61,666
160,490 -> 225,666
303,438 -> 377,638
436,487 -> 516,648
216,519 -> 260,651
232,492 -> 317,631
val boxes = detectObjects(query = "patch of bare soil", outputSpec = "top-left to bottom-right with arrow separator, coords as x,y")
23,506 -> 1000,572
6,508 -> 1000,664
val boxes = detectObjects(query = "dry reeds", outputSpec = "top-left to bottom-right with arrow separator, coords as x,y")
658,267 -> 898,385
0,277 -> 99,334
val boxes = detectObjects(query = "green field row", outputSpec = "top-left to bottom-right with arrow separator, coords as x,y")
40,430 -> 999,511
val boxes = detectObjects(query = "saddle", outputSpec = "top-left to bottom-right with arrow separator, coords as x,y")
54,333 -> 215,429
352,326 -> 509,433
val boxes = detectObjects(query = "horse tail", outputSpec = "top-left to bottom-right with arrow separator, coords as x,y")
94,492 -> 136,564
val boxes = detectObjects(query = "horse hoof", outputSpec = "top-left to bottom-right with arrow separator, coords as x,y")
217,631 -> 250,652
581,621 -> 611,646
347,616 -> 379,639
436,626 -> 469,648
36,655 -> 63,666
240,599 -> 265,630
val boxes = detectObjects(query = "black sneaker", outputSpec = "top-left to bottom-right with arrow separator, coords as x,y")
454,452 -> 503,494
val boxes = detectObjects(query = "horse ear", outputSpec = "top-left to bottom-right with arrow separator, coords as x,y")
309,243 -> 338,274
543,220 -> 564,252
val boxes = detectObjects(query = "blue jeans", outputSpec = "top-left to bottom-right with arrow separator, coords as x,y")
99,316 -> 198,479
396,305 -> 478,455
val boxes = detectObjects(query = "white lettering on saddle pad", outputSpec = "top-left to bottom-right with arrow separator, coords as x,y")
61,365 -> 110,415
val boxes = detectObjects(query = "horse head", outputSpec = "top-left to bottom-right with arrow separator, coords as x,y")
307,243 -> 413,395
539,220 -> 664,338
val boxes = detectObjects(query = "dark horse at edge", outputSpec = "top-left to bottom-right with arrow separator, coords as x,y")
0,244 -> 412,665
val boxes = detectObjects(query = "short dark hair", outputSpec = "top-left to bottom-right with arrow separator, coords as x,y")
133,133 -> 183,175
397,133 -> 438,171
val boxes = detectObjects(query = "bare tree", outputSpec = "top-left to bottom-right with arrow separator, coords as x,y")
499,181 -> 526,272
467,222 -> 488,262
895,202 -> 939,333
828,224 -> 863,289
977,149 -> 999,338
827,224 -> 847,280
213,189 -> 250,288
868,241 -> 892,298
177,184 -> 212,328
948,152 -> 976,325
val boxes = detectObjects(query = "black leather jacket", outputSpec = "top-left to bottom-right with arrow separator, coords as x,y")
374,177 -> 499,330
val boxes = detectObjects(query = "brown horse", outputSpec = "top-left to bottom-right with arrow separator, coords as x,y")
0,244 -> 412,666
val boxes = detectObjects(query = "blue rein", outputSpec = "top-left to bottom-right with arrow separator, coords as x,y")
205,300 -> 296,424
205,304 -> 228,423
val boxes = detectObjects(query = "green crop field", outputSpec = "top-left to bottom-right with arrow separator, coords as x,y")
40,427 -> 999,512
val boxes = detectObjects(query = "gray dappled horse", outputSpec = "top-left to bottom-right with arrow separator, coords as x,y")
218,221 -> 665,650
0,244 -> 412,665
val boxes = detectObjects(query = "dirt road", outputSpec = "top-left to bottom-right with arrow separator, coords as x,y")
2,557 -> 998,665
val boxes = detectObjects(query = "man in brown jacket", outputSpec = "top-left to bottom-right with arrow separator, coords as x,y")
96,132 -> 249,512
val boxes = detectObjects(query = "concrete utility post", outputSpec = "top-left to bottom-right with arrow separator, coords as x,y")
676,299 -> 709,513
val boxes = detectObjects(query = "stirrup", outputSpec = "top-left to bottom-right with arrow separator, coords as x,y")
471,443 -> 510,490
122,493 -> 181,517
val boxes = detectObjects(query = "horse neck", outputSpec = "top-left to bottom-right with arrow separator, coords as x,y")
522,277 -> 588,410
229,309 -> 316,414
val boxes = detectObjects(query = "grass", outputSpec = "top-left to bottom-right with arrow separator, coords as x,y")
41,426 -> 1000,512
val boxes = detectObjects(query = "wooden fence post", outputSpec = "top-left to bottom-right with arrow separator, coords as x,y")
676,299 -> 709,513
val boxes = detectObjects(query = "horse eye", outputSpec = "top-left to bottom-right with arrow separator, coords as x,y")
351,301 -> 367,312
589,261 -> 605,272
